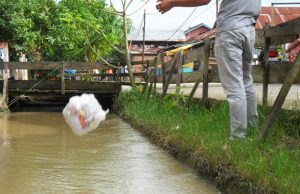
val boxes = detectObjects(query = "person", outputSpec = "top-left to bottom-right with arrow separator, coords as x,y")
0,48 -> 4,61
156,0 -> 261,140
287,37 -> 300,64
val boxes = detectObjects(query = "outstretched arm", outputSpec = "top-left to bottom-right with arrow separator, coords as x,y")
156,0 -> 211,14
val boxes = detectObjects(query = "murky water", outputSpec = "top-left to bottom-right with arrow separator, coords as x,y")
0,112 -> 219,194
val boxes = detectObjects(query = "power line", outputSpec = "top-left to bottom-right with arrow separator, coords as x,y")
129,16 -> 144,46
166,7 -> 198,41
183,0 -> 216,28
164,0 -> 217,41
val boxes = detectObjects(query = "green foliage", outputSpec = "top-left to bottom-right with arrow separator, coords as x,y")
0,0 -> 58,61
0,0 -> 125,61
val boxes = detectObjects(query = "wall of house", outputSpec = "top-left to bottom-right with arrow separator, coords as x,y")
131,55 -> 156,62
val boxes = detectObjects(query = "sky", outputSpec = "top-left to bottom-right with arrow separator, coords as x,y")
108,0 -> 300,40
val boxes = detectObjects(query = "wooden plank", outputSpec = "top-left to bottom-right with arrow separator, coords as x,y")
61,63 -> 65,95
255,30 -> 298,46
65,72 -> 145,77
270,35 -> 298,45
162,47 -> 205,73
0,62 -> 60,70
130,60 -> 151,65
0,80 -> 119,93
176,50 -> 183,100
202,39 -> 211,103
146,58 -> 157,104
263,37 -> 271,106
3,63 -> 8,105
255,30 -> 264,47
260,52 -> 300,141
184,40 -> 210,109
160,53 -> 166,89
265,18 -> 300,38
184,74 -> 203,110
158,52 -> 179,110
142,60 -> 150,94
0,62 -> 115,70
116,63 -> 120,93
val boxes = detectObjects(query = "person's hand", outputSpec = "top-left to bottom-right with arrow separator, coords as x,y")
156,0 -> 173,14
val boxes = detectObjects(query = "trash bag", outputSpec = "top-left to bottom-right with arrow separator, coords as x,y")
63,93 -> 109,136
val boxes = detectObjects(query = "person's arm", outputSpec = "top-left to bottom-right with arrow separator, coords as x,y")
156,0 -> 211,14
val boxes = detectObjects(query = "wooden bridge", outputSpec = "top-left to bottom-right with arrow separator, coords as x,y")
0,61 -> 145,108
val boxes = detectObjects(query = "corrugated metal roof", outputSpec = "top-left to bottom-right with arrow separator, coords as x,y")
186,6 -> 300,42
185,29 -> 216,42
184,23 -> 211,34
256,7 -> 300,29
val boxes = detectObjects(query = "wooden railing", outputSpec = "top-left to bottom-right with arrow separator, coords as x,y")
140,17 -> 300,141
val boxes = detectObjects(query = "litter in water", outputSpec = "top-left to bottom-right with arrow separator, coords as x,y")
63,93 -> 109,136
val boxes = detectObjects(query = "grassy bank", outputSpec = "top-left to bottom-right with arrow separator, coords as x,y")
114,88 -> 300,194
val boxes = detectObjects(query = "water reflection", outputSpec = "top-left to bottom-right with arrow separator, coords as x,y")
0,113 -> 219,194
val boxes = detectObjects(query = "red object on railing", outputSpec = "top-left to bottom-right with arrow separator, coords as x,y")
268,50 -> 278,58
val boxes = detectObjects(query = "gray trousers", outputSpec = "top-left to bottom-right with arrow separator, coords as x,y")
215,25 -> 259,138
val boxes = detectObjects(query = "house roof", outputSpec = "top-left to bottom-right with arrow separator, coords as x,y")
256,7 -> 300,29
185,29 -> 216,42
186,6 -> 300,42
184,23 -> 211,34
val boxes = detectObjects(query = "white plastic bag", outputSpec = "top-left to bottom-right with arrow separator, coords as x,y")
63,93 -> 109,136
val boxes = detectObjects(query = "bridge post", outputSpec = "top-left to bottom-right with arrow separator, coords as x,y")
158,52 -> 179,110
61,62 -> 65,95
2,63 -> 8,106
116,63 -> 121,93
202,38 -> 211,104
176,50 -> 184,102
160,53 -> 165,89
142,60 -> 150,94
146,57 -> 158,104
262,23 -> 271,106
1,42 -> 9,106
260,52 -> 300,141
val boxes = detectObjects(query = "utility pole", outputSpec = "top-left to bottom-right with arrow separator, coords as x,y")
142,9 -> 146,68
216,0 -> 219,19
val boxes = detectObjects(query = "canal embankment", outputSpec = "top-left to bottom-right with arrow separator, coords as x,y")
114,88 -> 300,194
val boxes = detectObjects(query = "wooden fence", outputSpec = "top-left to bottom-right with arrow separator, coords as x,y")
140,17 -> 300,141
0,61 -> 146,108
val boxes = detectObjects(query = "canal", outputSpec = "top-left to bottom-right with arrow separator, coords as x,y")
0,112 -> 219,193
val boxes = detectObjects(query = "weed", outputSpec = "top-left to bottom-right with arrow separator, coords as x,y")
116,90 -> 300,194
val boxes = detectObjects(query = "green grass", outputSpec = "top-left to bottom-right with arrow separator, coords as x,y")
115,88 -> 300,194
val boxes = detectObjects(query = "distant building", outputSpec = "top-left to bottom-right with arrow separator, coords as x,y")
129,40 -> 181,62
184,23 -> 211,40
185,6 -> 300,42
256,7 -> 300,29
129,40 -> 183,74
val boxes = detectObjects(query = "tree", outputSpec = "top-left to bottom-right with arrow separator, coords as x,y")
0,0 -> 124,62
50,0 -> 124,62
0,0 -> 58,61
109,0 -> 150,87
